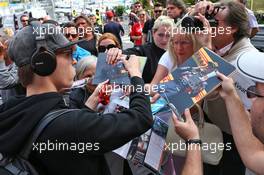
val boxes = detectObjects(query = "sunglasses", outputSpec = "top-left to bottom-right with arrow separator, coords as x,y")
98,44 -> 116,53
246,86 -> 264,98
55,47 -> 74,58
21,20 -> 28,22
65,33 -> 78,39
154,10 -> 162,13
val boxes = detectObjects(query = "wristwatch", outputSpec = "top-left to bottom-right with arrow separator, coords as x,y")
186,139 -> 202,145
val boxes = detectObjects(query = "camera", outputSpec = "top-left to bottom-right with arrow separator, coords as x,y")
181,3 -> 224,31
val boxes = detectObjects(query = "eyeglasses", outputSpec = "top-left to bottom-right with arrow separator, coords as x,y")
98,44 -> 116,53
21,20 -> 28,22
246,86 -> 264,98
65,33 -> 78,39
154,10 -> 162,13
55,47 -> 74,58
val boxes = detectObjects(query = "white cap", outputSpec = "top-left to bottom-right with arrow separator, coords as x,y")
237,50 -> 264,83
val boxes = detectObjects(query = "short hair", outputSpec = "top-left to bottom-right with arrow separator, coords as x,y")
238,0 -> 247,5
134,1 -> 142,5
62,22 -> 76,28
73,15 -> 93,27
18,65 -> 34,87
98,33 -> 121,49
43,20 -> 59,26
75,56 -> 97,80
89,14 -> 96,17
20,14 -> 28,21
152,16 -> 174,33
154,2 -> 163,8
224,1 -> 249,43
166,0 -> 186,14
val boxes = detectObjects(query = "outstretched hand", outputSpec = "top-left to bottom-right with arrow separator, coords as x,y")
172,109 -> 199,141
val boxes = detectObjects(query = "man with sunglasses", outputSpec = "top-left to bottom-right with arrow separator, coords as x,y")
20,14 -> 29,28
142,2 -> 163,44
63,22 -> 91,62
216,50 -> 264,175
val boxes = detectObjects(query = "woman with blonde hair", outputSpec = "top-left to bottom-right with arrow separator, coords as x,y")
151,27 -> 204,85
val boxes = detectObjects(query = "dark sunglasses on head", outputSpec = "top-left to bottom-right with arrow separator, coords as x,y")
246,86 -> 264,98
98,44 -> 116,53
65,33 -> 78,39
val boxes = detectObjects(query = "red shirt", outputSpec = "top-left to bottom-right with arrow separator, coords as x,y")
130,22 -> 144,46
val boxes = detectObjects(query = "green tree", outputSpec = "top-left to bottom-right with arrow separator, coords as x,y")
114,5 -> 125,17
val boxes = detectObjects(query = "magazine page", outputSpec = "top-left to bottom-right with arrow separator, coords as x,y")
144,114 -> 169,171
159,47 -> 236,115
92,53 -> 130,85
93,54 -> 147,85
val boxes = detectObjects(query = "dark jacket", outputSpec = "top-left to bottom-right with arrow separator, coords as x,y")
124,43 -> 166,83
0,77 -> 153,175
69,87 -> 91,109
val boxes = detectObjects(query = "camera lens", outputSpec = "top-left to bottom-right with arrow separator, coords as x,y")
181,16 -> 203,31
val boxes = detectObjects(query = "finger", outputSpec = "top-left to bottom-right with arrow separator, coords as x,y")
171,112 -> 180,126
184,108 -> 193,123
115,50 -> 122,64
97,79 -> 109,90
216,71 -> 227,81
106,49 -> 113,64
150,93 -> 160,104
113,49 -> 123,64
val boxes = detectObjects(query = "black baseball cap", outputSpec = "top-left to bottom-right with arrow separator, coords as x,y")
8,22 -> 82,67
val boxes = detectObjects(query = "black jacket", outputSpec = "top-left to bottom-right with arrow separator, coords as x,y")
0,77 -> 153,175
69,87 -> 92,109
124,43 -> 166,83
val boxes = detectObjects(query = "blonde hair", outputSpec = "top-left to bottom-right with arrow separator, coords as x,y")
152,16 -> 174,33
168,27 -> 203,70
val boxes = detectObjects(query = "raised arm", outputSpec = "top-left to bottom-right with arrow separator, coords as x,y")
218,72 -> 264,175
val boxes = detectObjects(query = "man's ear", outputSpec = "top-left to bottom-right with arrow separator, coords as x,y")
230,26 -> 238,34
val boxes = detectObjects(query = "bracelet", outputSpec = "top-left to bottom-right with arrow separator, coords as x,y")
186,139 -> 202,145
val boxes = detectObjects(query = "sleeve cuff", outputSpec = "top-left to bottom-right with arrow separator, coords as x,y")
130,76 -> 145,87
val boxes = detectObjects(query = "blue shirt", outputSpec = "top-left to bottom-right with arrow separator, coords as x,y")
73,45 -> 91,62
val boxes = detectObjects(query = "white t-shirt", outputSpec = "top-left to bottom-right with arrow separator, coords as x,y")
158,51 -> 174,72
